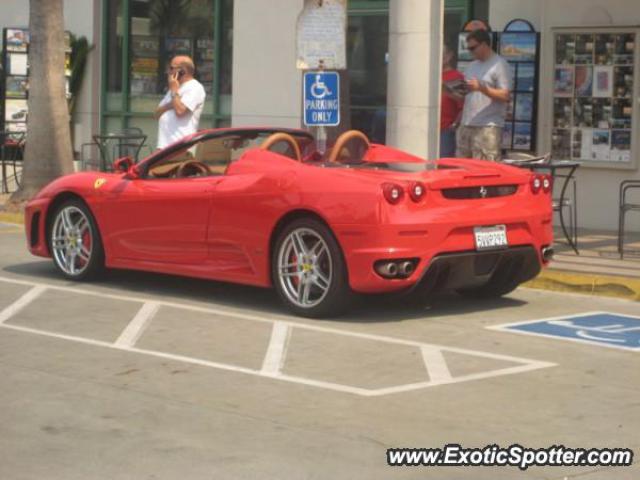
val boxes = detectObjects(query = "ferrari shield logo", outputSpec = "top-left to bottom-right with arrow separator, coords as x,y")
94,178 -> 107,189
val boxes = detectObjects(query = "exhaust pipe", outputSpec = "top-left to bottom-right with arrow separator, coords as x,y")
375,261 -> 399,278
398,261 -> 416,277
541,246 -> 554,263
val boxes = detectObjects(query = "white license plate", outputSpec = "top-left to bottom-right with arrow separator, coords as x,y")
474,225 -> 508,251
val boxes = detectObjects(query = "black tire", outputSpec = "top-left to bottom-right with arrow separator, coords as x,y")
272,218 -> 352,318
48,199 -> 105,281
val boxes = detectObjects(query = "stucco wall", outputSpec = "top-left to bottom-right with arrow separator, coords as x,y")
490,0 -> 640,233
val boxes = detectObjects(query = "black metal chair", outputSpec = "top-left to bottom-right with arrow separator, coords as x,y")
552,174 -> 578,252
0,131 -> 26,193
80,130 -> 148,172
618,180 -> 640,258
503,152 -> 579,254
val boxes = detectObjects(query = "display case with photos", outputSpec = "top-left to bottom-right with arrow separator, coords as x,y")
129,35 -> 215,96
194,37 -> 214,94
551,29 -> 637,164
2,28 -> 30,132
456,19 -> 539,151
130,35 -> 161,95
498,19 -> 540,152
1,28 -> 72,132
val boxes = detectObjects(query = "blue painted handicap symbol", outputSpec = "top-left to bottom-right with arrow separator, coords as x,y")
497,312 -> 640,351
303,72 -> 340,126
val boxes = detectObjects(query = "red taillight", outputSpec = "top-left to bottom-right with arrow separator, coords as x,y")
409,182 -> 426,202
542,174 -> 552,193
530,175 -> 542,194
382,183 -> 404,204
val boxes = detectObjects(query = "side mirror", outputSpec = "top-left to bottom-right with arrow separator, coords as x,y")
124,164 -> 141,180
114,156 -> 133,173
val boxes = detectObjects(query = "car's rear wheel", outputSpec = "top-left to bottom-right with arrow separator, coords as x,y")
272,218 -> 351,318
49,199 -> 104,280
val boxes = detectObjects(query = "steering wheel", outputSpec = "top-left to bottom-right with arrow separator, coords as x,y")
260,132 -> 302,161
176,160 -> 212,178
328,130 -> 371,163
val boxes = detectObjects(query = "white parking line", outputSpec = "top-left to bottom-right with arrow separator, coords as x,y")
0,285 -> 47,325
370,362 -> 552,397
115,302 -> 160,348
260,322 -> 291,376
0,275 -> 557,396
420,346 -> 452,383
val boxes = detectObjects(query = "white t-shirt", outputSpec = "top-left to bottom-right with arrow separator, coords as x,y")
157,78 -> 206,148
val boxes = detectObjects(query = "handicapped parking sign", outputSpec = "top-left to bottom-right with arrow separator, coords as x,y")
491,312 -> 640,351
303,71 -> 340,126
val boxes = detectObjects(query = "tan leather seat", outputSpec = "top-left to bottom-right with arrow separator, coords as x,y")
195,138 -> 231,174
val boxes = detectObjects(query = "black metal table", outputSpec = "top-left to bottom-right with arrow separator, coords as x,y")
92,132 -> 148,171
517,160 -> 581,254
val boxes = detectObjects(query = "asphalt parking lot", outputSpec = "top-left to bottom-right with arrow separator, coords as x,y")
0,222 -> 638,480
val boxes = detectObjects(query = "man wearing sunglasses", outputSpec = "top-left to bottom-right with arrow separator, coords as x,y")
155,55 -> 206,149
456,29 -> 511,161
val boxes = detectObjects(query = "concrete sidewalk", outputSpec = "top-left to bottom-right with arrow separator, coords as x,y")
1,196 -> 639,302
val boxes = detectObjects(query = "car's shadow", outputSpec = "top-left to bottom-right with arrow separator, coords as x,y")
4,261 -> 527,323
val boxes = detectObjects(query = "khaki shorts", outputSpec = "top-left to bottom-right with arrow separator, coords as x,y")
456,126 -> 503,161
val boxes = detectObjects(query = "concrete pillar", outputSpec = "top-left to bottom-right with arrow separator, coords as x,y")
231,0 -> 304,128
386,0 -> 444,160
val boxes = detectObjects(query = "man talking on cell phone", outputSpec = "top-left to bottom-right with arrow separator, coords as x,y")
155,55 -> 206,149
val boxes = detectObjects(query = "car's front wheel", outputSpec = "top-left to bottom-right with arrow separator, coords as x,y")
272,218 -> 351,318
49,199 -> 105,280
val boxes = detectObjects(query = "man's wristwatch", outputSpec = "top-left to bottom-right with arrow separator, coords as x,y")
171,91 -> 180,99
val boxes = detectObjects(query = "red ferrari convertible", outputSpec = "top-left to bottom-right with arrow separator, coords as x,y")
25,128 -> 553,317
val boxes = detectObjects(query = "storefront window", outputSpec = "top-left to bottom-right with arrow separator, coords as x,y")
102,0 -> 233,148
104,0 -> 123,111
347,13 -> 388,143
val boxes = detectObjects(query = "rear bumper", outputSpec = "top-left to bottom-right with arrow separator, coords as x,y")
335,215 -> 551,294
409,246 -> 540,294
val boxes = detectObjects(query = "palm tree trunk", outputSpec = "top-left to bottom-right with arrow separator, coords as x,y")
10,0 -> 73,204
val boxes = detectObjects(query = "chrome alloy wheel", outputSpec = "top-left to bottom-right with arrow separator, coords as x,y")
277,227 -> 332,309
51,206 -> 93,276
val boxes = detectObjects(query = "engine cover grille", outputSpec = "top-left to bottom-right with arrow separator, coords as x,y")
442,185 -> 518,200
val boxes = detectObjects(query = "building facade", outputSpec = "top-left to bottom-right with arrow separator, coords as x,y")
0,0 -> 638,231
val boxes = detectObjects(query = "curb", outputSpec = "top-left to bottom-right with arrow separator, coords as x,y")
525,269 -> 640,302
0,211 -> 23,225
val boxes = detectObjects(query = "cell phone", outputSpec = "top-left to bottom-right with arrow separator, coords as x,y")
444,79 -> 469,97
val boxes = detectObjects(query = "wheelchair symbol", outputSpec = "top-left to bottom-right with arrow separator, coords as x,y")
310,74 -> 332,99
547,319 -> 640,345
